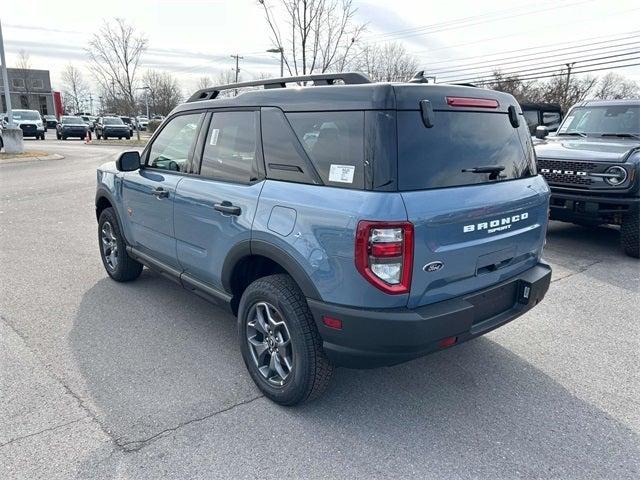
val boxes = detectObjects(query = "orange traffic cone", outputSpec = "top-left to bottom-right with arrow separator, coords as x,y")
85,130 -> 92,144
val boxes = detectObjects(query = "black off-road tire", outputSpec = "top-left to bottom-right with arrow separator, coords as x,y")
98,207 -> 143,281
621,208 -> 639,258
103,134 -> 108,140
238,274 -> 335,406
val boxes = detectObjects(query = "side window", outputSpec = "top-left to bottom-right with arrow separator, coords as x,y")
286,111 -> 365,189
200,111 -> 259,183
542,111 -> 561,129
147,113 -> 203,172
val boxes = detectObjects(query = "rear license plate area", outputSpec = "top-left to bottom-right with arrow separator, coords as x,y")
469,282 -> 518,325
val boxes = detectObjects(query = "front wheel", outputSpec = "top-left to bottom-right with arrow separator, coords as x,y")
98,207 -> 143,281
238,274 -> 334,405
621,208 -> 639,258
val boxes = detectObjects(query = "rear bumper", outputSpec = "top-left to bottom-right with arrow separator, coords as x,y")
549,190 -> 639,224
308,262 -> 552,368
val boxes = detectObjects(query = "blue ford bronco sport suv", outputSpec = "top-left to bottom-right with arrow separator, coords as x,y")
95,73 -> 552,405
534,99 -> 640,258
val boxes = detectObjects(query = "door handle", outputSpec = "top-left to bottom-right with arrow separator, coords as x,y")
152,187 -> 169,199
214,201 -> 241,216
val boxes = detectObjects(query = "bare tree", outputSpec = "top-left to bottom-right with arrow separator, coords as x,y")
592,72 -> 639,100
258,0 -> 365,76
141,70 -> 183,116
484,71 -> 541,103
14,50 -> 33,109
61,64 -> 90,114
86,18 -> 148,116
196,76 -> 213,90
354,42 -> 417,82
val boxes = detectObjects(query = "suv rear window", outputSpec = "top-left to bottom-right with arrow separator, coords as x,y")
287,111 -> 365,189
397,111 -> 535,190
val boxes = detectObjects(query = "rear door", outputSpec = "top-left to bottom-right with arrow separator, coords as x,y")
174,109 -> 263,290
122,112 -> 204,267
393,86 -> 549,308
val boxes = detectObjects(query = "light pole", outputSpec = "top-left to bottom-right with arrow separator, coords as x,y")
267,47 -> 284,77
0,19 -> 23,153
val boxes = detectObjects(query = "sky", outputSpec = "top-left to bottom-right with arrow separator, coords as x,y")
2,0 -> 639,100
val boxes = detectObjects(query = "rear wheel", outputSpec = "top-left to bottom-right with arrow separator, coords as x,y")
238,274 -> 334,405
62,135 -> 67,140
98,207 -> 143,281
621,208 -> 639,258
103,134 -> 108,140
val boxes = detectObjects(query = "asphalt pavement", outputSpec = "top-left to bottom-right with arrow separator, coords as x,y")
1,134 -> 638,479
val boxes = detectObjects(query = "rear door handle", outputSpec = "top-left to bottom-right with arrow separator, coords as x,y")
152,187 -> 169,199
214,201 -> 241,216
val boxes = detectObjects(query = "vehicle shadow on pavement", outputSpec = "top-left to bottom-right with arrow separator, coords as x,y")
71,271 -> 639,478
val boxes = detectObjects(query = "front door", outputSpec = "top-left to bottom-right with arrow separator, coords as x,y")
122,112 -> 204,267
174,110 -> 263,289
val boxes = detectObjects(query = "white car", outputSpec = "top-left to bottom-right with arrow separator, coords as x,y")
9,109 -> 46,140
135,116 -> 149,131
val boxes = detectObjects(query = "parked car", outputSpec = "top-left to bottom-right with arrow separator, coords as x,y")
534,99 -> 640,257
56,115 -> 89,140
95,116 -> 131,140
120,116 -> 135,136
43,115 -> 58,129
95,72 -> 552,405
135,115 -> 149,131
522,103 -> 563,135
10,109 -> 45,140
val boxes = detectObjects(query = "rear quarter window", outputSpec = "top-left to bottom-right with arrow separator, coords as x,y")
286,111 -> 365,189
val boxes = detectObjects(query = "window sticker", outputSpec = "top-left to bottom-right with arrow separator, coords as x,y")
328,164 -> 355,183
209,128 -> 220,145
558,116 -> 574,133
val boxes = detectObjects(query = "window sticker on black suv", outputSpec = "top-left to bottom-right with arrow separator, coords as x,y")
287,111 -> 365,189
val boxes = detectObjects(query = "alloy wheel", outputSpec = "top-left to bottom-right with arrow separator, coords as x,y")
101,221 -> 118,271
246,302 -> 293,386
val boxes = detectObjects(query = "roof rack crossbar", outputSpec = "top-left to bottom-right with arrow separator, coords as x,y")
187,72 -> 371,102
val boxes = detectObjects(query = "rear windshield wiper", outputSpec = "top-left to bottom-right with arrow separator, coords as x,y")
557,131 -> 587,137
462,165 -> 505,174
601,133 -> 640,140
462,165 -> 505,180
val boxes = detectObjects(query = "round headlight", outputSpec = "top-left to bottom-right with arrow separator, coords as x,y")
604,166 -> 627,186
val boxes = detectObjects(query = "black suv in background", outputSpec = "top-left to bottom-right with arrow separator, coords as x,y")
56,116 -> 89,140
535,99 -> 640,257
95,116 -> 131,140
522,102 -> 562,135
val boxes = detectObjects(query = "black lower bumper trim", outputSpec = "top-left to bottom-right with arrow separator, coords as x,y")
308,263 -> 552,368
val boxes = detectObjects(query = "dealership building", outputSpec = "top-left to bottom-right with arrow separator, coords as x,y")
0,67 -> 55,115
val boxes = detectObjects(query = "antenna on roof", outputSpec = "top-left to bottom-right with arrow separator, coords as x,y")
409,71 -> 436,84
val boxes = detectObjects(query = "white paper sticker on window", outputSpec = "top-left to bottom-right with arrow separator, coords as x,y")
328,164 -> 355,183
558,116 -> 574,133
209,128 -> 220,145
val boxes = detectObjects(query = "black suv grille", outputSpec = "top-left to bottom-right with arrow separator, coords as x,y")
537,158 -> 596,187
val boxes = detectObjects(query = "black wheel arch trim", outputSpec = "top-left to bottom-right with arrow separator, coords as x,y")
221,239 -> 321,301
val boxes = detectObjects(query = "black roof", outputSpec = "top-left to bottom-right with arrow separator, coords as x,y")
174,72 -> 521,114
520,102 -> 562,112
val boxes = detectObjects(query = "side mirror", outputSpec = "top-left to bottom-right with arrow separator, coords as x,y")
535,126 -> 549,139
116,151 -> 141,172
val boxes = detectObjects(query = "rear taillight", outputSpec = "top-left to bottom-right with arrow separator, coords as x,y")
355,221 -> 414,295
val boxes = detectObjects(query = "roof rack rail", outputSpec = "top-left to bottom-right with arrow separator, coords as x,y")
187,72 -> 371,102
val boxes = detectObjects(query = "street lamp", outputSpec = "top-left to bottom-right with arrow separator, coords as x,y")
136,86 -> 151,119
266,47 -> 284,77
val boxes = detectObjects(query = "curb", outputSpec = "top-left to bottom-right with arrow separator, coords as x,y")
0,153 -> 65,164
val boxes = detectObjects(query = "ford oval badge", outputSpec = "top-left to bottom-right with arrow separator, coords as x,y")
423,261 -> 444,273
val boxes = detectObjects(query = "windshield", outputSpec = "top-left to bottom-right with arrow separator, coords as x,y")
104,117 -> 124,125
397,111 -> 535,190
12,110 -> 40,121
558,105 -> 639,136
61,116 -> 85,124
